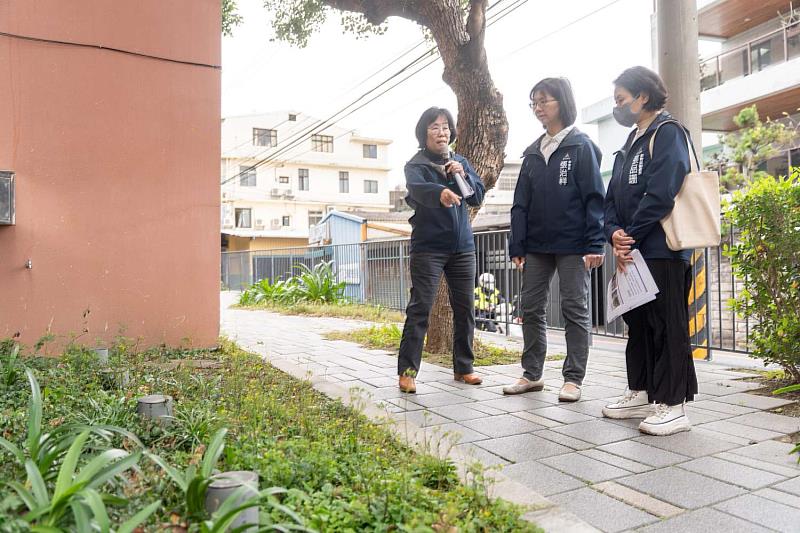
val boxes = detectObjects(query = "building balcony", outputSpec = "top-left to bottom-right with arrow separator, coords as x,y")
700,22 -> 800,92
699,21 -> 800,130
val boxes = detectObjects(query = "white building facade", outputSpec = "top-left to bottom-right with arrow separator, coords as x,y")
220,111 -> 393,250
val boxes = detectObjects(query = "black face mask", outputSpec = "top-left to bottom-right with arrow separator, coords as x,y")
613,95 -> 642,128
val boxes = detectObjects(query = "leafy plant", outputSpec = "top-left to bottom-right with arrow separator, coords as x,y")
1,370 -> 158,531
146,428 -> 229,522
0,342 -> 22,387
0,370 -> 142,482
199,486 -> 310,533
293,262 -> 346,303
239,261 -> 346,306
724,171 -> 800,381
706,105 -> 798,191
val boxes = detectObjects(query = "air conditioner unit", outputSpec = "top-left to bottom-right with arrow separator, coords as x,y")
254,218 -> 264,230
270,218 -> 281,229
270,188 -> 281,197
283,189 -> 294,199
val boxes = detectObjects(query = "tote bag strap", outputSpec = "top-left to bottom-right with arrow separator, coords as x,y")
648,119 -> 700,172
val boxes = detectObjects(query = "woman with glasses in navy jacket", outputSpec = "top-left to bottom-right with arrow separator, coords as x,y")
506,77 -> 605,402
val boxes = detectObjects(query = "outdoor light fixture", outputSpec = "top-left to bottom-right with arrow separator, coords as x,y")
0,171 -> 14,225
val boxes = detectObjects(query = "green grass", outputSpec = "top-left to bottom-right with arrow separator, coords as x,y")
237,301 -> 406,323
325,325 -> 565,368
0,339 -> 540,532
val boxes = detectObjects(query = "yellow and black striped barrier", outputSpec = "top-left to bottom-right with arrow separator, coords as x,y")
688,249 -> 710,360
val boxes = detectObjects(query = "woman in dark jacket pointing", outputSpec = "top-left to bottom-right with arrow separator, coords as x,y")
397,106 -> 485,393
505,77 -> 605,402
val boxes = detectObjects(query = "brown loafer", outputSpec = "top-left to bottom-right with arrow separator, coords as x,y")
454,373 -> 483,385
399,375 -> 416,393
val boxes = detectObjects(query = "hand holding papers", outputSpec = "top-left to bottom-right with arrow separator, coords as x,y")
606,250 -> 659,323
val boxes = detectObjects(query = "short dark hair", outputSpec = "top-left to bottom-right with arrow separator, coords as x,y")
414,107 -> 456,149
530,77 -> 577,127
613,66 -> 668,111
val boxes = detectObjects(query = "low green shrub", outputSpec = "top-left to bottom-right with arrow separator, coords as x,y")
0,339 -> 538,532
240,261 -> 346,306
0,370 -> 159,531
724,171 -> 800,382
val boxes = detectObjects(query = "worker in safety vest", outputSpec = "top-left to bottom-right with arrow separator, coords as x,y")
475,273 -> 503,333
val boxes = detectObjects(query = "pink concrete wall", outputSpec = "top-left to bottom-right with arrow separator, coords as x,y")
0,1 -> 221,348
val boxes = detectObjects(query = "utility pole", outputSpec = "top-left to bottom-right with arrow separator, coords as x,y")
654,0 -> 702,151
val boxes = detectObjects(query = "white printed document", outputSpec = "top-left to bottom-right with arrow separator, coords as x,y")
606,250 -> 659,323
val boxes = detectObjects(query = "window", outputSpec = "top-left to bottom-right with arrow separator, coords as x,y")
311,134 -> 334,153
364,180 -> 378,194
308,210 -> 323,227
288,113 -> 297,121
282,215 -> 291,227
298,169 -> 309,191
239,166 -> 257,187
235,208 -> 252,228
278,176 -> 290,184
498,174 -> 517,191
362,144 -> 378,158
339,171 -> 350,193
252,128 -> 277,147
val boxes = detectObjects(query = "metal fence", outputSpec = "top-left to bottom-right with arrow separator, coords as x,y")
222,229 -> 753,356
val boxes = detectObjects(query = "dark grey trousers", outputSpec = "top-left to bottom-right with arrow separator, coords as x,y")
520,253 -> 591,384
398,251 -> 476,377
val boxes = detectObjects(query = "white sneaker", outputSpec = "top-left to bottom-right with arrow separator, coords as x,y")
638,403 -> 691,436
602,389 -> 654,419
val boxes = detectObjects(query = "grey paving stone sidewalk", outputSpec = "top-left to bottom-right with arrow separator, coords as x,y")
221,293 -> 800,532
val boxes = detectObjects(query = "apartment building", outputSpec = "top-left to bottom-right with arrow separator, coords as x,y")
479,160 -> 522,216
698,0 -> 800,174
220,112 -> 393,251
583,0 -> 800,179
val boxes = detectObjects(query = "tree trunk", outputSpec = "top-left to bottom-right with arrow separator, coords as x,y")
321,0 -> 509,356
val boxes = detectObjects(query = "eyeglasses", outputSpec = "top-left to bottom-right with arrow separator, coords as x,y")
427,124 -> 451,133
529,99 -> 557,109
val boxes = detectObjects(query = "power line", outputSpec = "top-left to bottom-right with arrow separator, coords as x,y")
501,0 -> 625,59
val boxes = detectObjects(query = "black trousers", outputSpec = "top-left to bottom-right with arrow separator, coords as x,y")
622,259 -> 698,405
398,251 -> 476,377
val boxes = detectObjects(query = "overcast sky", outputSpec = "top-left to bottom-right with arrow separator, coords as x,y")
221,0 -> 719,185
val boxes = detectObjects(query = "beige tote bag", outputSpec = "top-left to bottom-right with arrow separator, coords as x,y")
649,121 -> 721,251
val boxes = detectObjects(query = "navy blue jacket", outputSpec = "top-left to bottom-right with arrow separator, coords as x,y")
509,128 -> 605,258
405,150 -> 485,254
604,112 -> 692,262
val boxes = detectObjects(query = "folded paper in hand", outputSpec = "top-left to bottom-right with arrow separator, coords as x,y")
606,250 -> 659,322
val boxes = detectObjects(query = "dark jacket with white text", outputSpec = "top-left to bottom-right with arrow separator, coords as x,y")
509,128 -> 605,258
404,151 -> 485,254
604,112 -> 693,262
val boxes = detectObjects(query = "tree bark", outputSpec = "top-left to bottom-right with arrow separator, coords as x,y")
321,0 -> 509,355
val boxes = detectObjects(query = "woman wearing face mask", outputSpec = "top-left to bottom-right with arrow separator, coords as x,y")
601,66 -> 698,435
505,77 -> 605,402
397,106 -> 486,393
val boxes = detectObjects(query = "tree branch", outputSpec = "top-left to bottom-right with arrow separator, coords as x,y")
321,0 -> 427,26
465,0 -> 487,55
